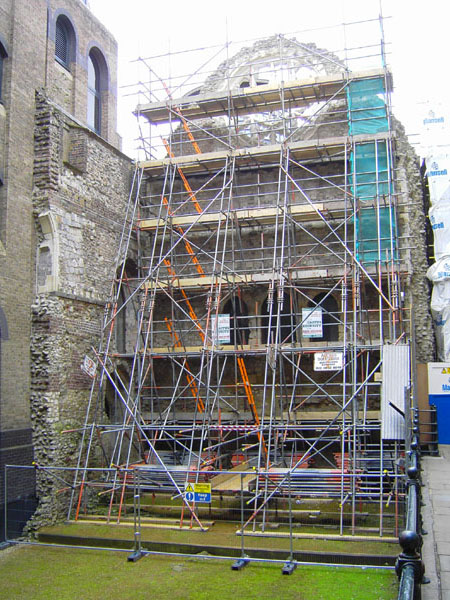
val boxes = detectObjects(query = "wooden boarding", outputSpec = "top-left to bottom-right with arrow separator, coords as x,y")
70,519 -> 208,531
139,132 -> 393,176
136,68 -> 389,124
139,203 -> 324,231
143,268 -> 328,291
236,529 -> 397,543
141,410 -> 381,422
211,462 -> 257,492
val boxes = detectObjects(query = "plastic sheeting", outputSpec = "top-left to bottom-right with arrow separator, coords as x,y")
351,140 -> 389,200
429,199 -> 450,259
427,257 -> 450,360
426,153 -> 450,358
347,77 -> 395,264
421,106 -> 450,152
425,154 -> 450,205
348,78 -> 388,136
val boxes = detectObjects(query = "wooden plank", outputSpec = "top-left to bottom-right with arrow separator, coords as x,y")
139,132 -> 392,176
143,268 -> 328,291
136,68 -> 389,124
139,203 -> 324,231
236,529 -> 397,543
70,519 -> 208,531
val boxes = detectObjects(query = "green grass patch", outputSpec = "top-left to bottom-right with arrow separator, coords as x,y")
40,520 -> 397,556
0,544 -> 398,600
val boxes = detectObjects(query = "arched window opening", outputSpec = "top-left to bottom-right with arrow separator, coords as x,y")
87,51 -> 101,133
261,292 -> 297,345
223,296 -> 250,345
55,16 -> 74,71
0,42 -> 8,101
307,293 -> 339,342
116,259 -> 138,354
36,212 -> 59,293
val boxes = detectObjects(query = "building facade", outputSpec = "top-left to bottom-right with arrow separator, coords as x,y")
69,35 -> 435,534
0,0 -> 131,537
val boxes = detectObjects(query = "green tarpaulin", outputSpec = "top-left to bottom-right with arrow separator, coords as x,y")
347,77 -> 395,264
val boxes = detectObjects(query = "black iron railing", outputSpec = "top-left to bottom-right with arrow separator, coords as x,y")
395,409 -> 427,600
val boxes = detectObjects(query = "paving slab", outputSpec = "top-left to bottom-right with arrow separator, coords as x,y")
436,543 -> 450,555
440,555 -> 450,572
421,481 -> 440,600
432,507 -> 450,516
440,571 -> 450,591
421,445 -> 450,600
435,529 -> 450,542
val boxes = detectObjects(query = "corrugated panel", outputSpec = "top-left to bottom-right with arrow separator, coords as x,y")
381,344 -> 410,440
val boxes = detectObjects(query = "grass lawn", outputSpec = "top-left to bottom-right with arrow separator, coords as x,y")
0,543 -> 398,600
40,520 -> 397,556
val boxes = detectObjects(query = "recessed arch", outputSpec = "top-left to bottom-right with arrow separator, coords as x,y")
222,296 -> 250,345
116,259 -> 138,354
55,14 -> 76,70
307,292 -> 339,341
87,46 -> 109,135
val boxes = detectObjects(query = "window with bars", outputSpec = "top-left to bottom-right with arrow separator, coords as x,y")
55,16 -> 72,70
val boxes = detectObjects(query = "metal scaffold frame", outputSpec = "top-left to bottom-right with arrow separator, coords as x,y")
68,16 -> 416,547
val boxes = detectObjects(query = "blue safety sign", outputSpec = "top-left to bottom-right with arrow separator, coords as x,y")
185,482 -> 211,503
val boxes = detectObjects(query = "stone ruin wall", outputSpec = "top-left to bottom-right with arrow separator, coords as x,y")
28,92 -> 133,528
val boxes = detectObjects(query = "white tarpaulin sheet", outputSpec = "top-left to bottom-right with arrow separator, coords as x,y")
429,199 -> 450,259
381,344 -> 410,441
421,106 -> 450,150
427,258 -> 450,360
426,155 -> 450,205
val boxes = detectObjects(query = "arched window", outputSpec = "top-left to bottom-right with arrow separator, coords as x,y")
0,41 -> 8,102
87,52 -> 101,133
116,259 -> 138,354
261,293 -> 297,345
307,293 -> 339,342
223,296 -> 250,345
87,48 -> 108,135
55,15 -> 75,71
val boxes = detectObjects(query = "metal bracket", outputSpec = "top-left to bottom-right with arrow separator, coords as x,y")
127,550 -> 145,563
231,557 -> 250,571
282,560 -> 297,575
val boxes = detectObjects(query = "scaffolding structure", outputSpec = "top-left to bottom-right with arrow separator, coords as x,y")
70,19 -> 419,540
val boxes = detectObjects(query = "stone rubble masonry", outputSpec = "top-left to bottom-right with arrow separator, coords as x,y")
27,92 -> 132,529
394,119 -> 435,363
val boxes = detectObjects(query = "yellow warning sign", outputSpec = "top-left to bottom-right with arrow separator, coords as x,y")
193,483 -> 211,494
184,482 -> 212,503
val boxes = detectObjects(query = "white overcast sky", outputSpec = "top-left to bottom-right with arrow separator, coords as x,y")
87,0 -> 450,159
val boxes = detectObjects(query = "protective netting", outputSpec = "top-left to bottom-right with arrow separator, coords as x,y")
348,77 -> 395,264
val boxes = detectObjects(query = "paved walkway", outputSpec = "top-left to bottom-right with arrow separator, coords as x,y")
421,445 -> 450,600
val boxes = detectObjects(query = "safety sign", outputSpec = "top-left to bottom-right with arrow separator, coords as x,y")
184,482 -> 211,503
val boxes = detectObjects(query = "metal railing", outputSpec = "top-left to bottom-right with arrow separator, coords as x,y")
395,409 -> 427,600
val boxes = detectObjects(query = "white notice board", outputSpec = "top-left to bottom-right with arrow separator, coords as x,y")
428,362 -> 450,395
